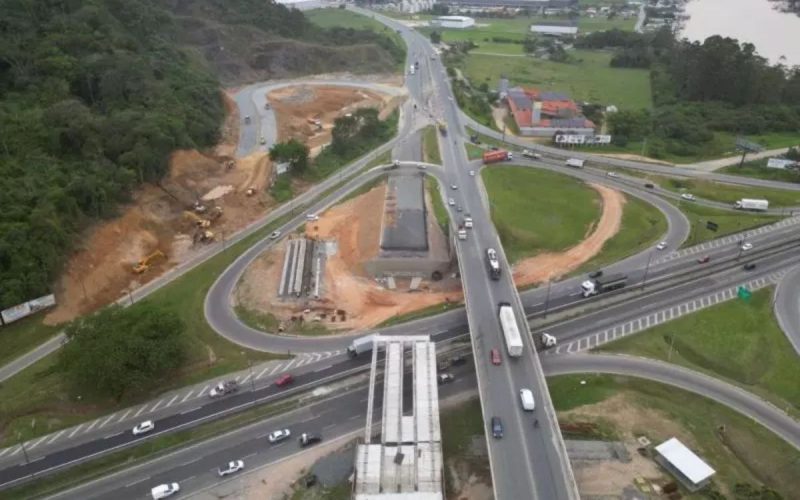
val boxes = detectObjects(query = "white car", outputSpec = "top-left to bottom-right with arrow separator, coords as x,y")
656,241 -> 668,251
681,193 -> 696,201
151,483 -> 180,499
217,460 -> 245,477
606,171 -> 619,178
519,388 -> 535,411
469,170 -> 475,176
305,213 -> 319,222
259,136 -> 266,145
268,429 -> 292,443
132,420 -> 155,436
741,242 -> 753,251
448,198 -> 455,206
450,184 -> 458,190
269,230 -> 281,240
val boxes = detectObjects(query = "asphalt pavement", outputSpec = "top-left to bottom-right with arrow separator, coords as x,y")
773,264 -> 800,355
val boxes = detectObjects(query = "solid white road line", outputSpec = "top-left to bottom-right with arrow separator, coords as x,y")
124,476 -> 149,488
0,447 -> 14,459
7,446 -> 21,457
180,407 -> 202,415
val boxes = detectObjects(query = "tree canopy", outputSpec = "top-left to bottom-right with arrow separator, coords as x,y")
58,303 -> 186,400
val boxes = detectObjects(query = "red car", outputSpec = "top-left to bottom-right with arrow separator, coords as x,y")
275,374 -> 294,387
490,348 -> 501,366
697,255 -> 710,264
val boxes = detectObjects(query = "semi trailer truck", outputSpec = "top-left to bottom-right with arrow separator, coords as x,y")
347,334 -> 380,357
483,150 -> 513,164
581,273 -> 627,297
565,158 -> 585,168
498,302 -> 523,357
734,199 -> 769,211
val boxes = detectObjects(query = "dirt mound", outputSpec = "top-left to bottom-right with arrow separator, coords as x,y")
512,184 -> 625,286
269,85 -> 394,157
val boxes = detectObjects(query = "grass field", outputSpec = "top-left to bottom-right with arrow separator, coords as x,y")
548,375 -> 800,497
465,142 -> 484,160
423,125 -> 441,164
719,158 -> 800,183
642,174 -> 800,208
676,201 -> 781,247
599,288 -> 800,417
306,8 -> 405,55
482,166 -> 601,263
577,193 -> 667,273
426,177 -> 450,232
0,316 -> 60,368
460,50 -> 652,110
378,301 -> 462,328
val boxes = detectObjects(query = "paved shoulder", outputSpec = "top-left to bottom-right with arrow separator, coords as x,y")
773,264 -> 800,356
543,354 -> 800,450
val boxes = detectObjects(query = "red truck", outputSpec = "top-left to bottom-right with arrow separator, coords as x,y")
482,149 -> 513,164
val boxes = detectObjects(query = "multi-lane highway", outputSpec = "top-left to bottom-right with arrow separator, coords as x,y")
2,7 -> 800,498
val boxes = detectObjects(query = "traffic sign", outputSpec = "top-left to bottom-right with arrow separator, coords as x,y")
737,286 -> 752,301
706,221 -> 719,232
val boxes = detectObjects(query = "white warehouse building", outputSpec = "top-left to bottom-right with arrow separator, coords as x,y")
431,15 -> 476,29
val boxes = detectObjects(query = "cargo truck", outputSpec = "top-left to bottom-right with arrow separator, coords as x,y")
581,273 -> 627,297
409,65 -> 415,75
437,120 -> 447,136
540,333 -> 557,348
734,198 -> 769,211
522,149 -> 542,159
565,158 -> 585,168
498,302 -> 523,357
483,150 -> 513,164
347,334 -> 380,357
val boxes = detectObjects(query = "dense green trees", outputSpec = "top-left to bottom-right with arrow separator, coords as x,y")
59,304 -> 186,400
270,139 -> 310,174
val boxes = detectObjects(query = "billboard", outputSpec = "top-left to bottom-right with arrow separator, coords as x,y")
1,294 -> 56,325
767,158 -> 798,169
554,134 -> 611,145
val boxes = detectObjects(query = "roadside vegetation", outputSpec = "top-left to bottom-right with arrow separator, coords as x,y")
378,301 -> 462,328
440,397 -> 491,495
676,202 -> 781,248
0,0 -> 405,314
465,143 -> 484,160
549,375 -> 799,498
639,173 -> 800,208
426,177 -> 450,233
598,288 -> 800,417
718,149 -> 800,183
577,193 -> 667,273
423,125 -> 442,164
482,166 -> 601,263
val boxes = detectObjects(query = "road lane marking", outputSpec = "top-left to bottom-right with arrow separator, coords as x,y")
198,384 -> 211,397
26,435 -> 49,451
164,394 -> 180,409
124,477 -> 149,488
68,424 -> 85,438
7,446 -> 21,457
241,374 -> 252,384
149,398 -> 167,412
116,409 -> 132,423
83,419 -> 101,434
105,432 -> 123,439
180,407 -> 202,415
269,364 -> 284,376
46,430 -> 66,445
257,365 -> 273,379
181,457 -> 201,466
0,447 -> 13,459
98,414 -> 117,429
133,404 -> 148,418
284,358 -> 298,370
181,390 -> 195,403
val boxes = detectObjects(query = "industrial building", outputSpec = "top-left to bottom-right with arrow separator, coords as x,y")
364,173 -> 452,280
353,336 -> 443,499
530,21 -> 579,37
274,0 -> 327,11
502,81 -> 595,137
430,15 -> 476,29
654,438 -> 716,492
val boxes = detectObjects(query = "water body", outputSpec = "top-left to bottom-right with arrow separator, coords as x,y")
681,0 -> 800,66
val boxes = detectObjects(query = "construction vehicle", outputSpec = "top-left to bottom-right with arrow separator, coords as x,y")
193,200 -> 207,213
208,206 -> 223,221
184,211 -> 211,228
307,117 -> 322,129
133,250 -> 166,274
437,120 -> 447,135
193,230 -> 215,245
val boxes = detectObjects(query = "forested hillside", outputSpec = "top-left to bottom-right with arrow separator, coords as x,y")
0,0 -> 404,310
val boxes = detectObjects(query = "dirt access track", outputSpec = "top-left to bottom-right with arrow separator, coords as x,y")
45,82 -> 401,325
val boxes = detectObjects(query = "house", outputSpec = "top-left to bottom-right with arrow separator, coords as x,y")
654,438 -> 716,492
504,85 -> 594,137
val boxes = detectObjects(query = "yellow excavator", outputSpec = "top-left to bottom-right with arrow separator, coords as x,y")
132,250 -> 166,274
183,211 -> 212,228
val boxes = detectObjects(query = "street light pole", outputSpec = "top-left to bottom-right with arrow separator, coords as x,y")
543,279 -> 553,319
641,250 -> 654,290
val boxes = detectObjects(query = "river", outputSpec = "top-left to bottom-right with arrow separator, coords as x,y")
681,0 -> 800,66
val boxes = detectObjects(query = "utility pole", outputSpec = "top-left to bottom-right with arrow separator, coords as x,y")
667,333 -> 676,362
17,433 -> 32,480
641,250 -> 654,290
127,289 -> 134,306
543,280 -> 553,319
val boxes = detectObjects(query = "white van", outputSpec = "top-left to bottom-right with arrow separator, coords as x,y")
151,483 -> 180,499
519,388 -> 535,411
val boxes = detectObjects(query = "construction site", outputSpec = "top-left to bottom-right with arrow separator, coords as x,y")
44,83 -> 402,325
234,178 -> 463,333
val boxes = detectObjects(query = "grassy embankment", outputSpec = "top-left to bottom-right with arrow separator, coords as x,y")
423,125 -> 442,164
718,157 -> 800,183
678,202 -> 781,248
442,376 -> 800,498
599,287 -> 800,417
638,173 -> 800,208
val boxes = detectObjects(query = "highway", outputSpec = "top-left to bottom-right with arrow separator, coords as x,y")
773,264 -> 800,355
3,7 -> 800,498
45,353 -> 799,500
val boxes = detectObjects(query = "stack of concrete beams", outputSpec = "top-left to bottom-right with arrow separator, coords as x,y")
277,238 -> 315,297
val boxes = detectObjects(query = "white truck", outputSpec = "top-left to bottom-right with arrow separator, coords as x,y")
409,64 -> 415,75
498,302 -> 523,357
581,273 -> 627,297
565,158 -> 585,168
464,216 -> 473,229
540,333 -> 557,348
734,198 -> 769,211
457,228 -> 467,240
522,149 -> 542,159
347,334 -> 380,357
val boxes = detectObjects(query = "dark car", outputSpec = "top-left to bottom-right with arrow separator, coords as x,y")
697,255 -> 710,264
437,373 -> 455,385
588,270 -> 603,279
491,417 -> 503,438
644,183 -> 655,189
299,433 -> 322,447
743,262 -> 757,271
450,355 -> 467,366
